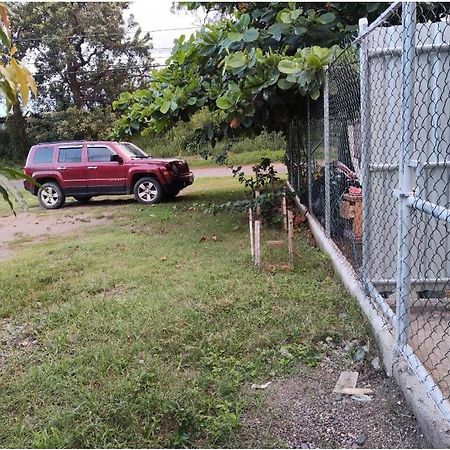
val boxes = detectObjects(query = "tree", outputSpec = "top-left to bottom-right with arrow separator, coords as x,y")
0,2 -> 36,210
10,2 -> 154,111
111,2 -> 387,147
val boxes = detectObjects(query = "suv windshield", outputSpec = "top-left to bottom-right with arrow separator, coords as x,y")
117,142 -> 151,159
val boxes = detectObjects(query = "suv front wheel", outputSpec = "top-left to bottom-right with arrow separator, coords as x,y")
38,181 -> 66,209
133,177 -> 163,204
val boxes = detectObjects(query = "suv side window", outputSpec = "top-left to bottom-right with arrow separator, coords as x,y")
58,147 -> 82,163
33,147 -> 54,164
87,146 -> 114,162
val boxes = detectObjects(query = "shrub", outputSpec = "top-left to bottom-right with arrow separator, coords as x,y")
130,109 -> 286,161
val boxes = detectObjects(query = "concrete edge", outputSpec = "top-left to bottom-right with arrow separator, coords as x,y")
288,183 -> 450,448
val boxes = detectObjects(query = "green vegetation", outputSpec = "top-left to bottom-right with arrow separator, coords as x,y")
0,188 -> 37,216
0,178 -> 368,448
185,149 -> 285,168
112,3 -> 387,148
0,2 -> 153,162
131,120 -> 286,167
0,2 -> 37,211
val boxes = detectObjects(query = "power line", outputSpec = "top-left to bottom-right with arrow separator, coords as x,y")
30,63 -> 168,77
14,26 -> 199,43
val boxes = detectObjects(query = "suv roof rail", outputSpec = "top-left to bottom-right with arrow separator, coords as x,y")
35,140 -> 119,146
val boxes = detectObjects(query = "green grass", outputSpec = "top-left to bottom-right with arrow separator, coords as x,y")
181,149 -> 285,169
0,178 -> 368,448
0,188 -> 39,217
0,159 -> 22,173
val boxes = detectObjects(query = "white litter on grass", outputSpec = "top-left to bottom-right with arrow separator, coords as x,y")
351,394 -> 373,403
251,381 -> 272,389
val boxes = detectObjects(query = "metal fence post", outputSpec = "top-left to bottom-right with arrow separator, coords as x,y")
395,1 -> 416,351
323,69 -> 331,237
307,98 -> 313,211
359,18 -> 371,286
287,123 -> 293,187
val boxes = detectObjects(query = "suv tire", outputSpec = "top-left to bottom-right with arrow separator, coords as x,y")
133,177 -> 163,205
167,189 -> 180,199
38,181 -> 66,209
74,196 -> 92,203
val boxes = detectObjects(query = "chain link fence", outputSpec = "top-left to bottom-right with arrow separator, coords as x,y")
287,1 -> 450,422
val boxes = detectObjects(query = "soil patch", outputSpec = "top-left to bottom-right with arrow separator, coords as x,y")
238,345 -> 429,448
0,208 -> 111,261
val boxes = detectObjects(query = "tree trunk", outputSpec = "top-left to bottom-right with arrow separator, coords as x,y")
6,103 -> 28,161
67,58 -> 84,108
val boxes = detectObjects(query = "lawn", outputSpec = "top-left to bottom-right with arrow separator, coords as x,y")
0,177 -> 368,448
0,188 -> 38,217
184,149 -> 285,168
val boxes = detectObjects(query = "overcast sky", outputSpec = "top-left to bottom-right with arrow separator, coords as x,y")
128,1 -> 206,65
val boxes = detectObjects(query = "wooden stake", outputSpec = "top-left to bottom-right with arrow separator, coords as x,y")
255,189 -> 260,218
288,209 -> 294,264
249,207 -> 254,262
254,219 -> 261,269
281,191 -> 287,230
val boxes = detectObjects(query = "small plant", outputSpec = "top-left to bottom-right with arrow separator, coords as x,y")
206,158 -> 284,227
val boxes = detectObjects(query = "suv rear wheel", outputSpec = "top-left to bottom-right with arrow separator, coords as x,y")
38,182 -> 66,209
133,177 -> 163,204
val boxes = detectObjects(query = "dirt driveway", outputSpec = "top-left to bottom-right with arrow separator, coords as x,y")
0,206 -> 112,261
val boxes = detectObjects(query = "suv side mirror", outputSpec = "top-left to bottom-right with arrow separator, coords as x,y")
110,154 -> 123,163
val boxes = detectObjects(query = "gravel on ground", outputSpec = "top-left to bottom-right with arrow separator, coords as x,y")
238,342 -> 429,449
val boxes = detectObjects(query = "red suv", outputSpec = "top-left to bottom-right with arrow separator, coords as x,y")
23,141 -> 194,209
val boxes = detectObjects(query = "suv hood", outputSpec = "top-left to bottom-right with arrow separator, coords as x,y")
130,158 -> 185,164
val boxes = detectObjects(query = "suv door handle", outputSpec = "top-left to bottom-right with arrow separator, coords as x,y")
56,166 -> 66,170
88,166 -> 97,169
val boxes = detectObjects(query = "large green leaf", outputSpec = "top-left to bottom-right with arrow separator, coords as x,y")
311,46 -> 331,61
305,53 -> 322,69
228,31 -> 243,42
0,26 -> 9,49
278,59 -> 299,75
243,28 -> 259,43
320,12 -> 336,24
268,22 -> 290,40
160,100 -> 171,114
277,78 -> 295,90
239,13 -> 251,29
310,89 -> 321,100
226,53 -> 247,69
0,184 -> 14,214
216,96 -> 233,110
279,11 -> 292,24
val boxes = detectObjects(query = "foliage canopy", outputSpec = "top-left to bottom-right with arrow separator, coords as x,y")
112,2 -> 386,146
0,2 -> 37,211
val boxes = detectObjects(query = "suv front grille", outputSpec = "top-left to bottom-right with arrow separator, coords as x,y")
171,161 -> 189,174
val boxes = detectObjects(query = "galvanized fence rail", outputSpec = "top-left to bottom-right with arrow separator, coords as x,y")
287,1 -> 450,422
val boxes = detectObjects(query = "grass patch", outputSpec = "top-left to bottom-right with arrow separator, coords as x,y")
0,178 -> 367,448
183,149 -> 285,169
0,188 -> 39,217
0,158 -> 22,174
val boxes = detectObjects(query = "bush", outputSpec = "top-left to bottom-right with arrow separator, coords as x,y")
130,109 -> 286,162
